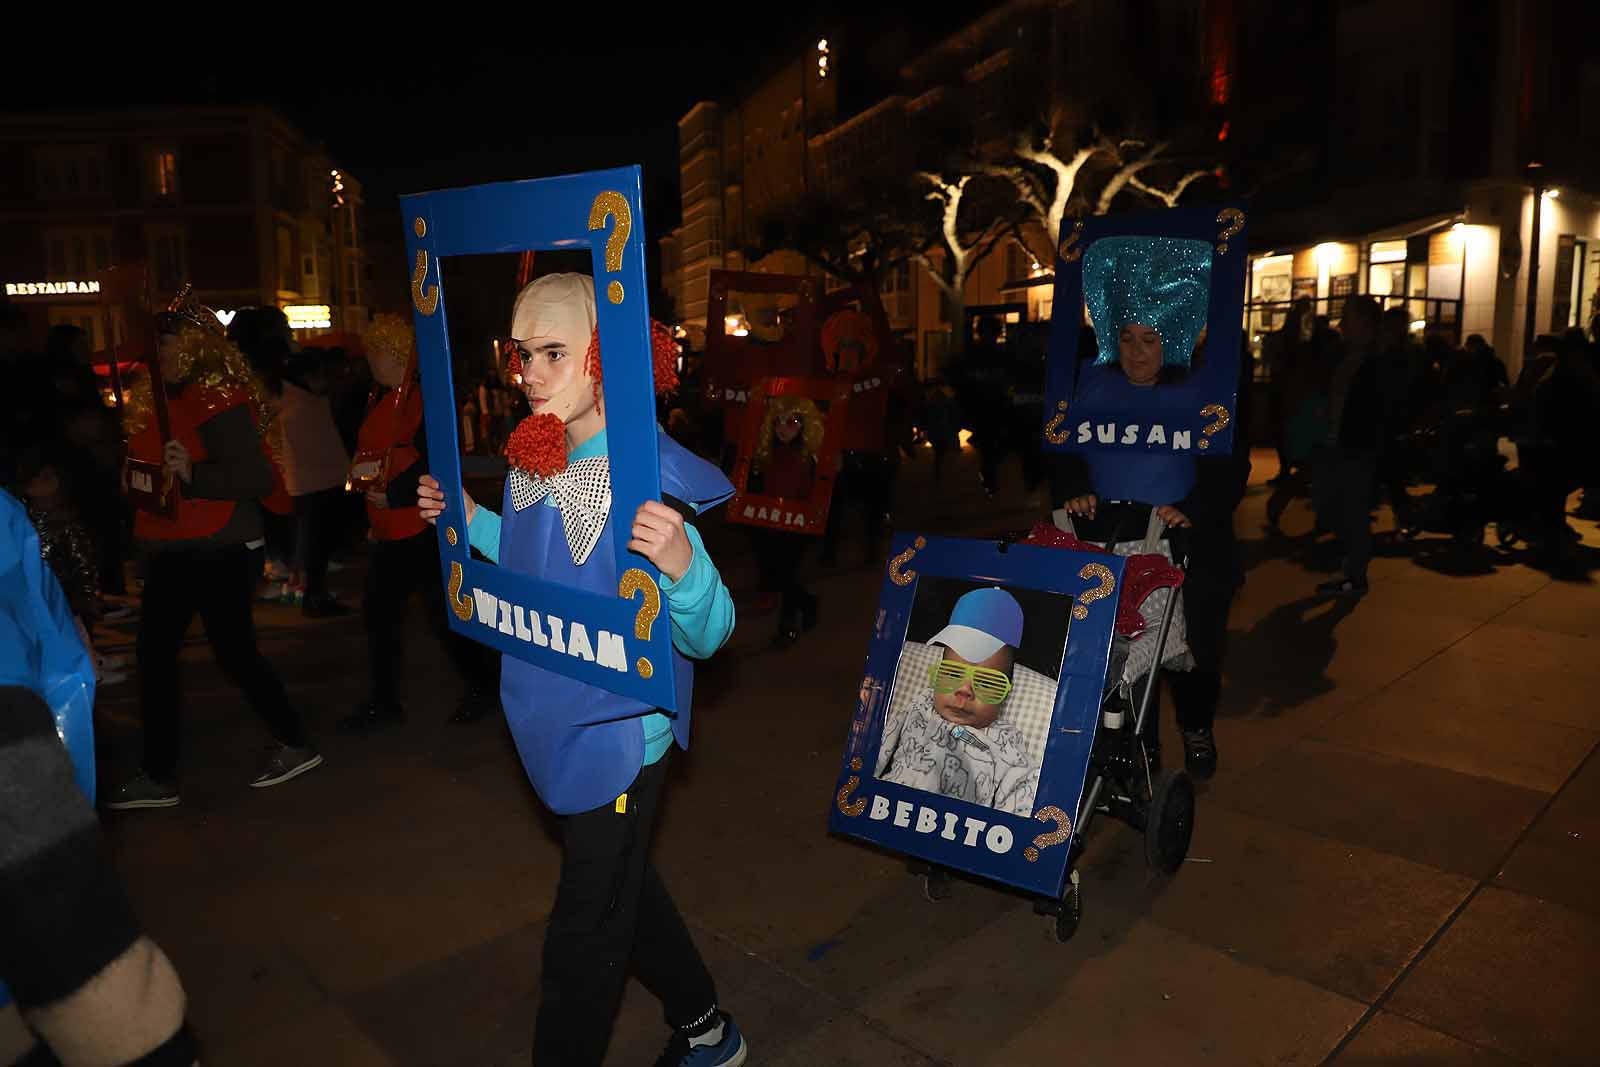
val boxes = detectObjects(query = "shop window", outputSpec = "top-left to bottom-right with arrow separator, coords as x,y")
44,227 -> 113,275
148,227 -> 187,294
151,149 -> 179,199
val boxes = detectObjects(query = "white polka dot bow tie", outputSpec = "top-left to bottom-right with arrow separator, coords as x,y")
508,457 -> 612,567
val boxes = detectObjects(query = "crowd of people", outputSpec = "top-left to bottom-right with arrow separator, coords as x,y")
1261,294 -> 1600,582
4,264 -> 1599,1066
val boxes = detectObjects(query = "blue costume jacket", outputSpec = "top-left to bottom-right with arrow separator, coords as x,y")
474,429 -> 734,815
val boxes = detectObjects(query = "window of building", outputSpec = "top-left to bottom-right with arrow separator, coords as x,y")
1367,239 -> 1407,297
44,227 -> 114,275
275,224 -> 296,292
35,147 -> 108,200
155,151 -> 178,197
147,227 -> 187,294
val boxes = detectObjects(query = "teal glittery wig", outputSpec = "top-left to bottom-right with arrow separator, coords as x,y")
1084,236 -> 1213,367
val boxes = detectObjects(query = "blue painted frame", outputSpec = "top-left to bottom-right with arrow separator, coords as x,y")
829,534 -> 1124,898
1042,202 -> 1249,456
402,166 -> 680,711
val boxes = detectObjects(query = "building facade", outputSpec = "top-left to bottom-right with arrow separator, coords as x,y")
0,106 -> 366,351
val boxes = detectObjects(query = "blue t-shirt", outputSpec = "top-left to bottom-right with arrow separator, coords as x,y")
1077,366 -> 1197,505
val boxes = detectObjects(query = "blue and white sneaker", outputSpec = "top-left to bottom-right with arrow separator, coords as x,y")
655,1012 -> 747,1067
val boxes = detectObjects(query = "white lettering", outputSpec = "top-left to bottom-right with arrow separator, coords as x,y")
513,605 -> 535,642
941,812 -> 959,841
545,615 -> 567,654
985,824 -> 1014,854
130,469 -> 153,493
1096,423 -> 1116,444
869,795 -> 891,821
1147,424 -> 1167,446
1077,421 -> 1092,444
915,806 -> 938,834
496,599 -> 515,636
962,816 -> 987,847
1172,430 -> 1192,451
743,505 -> 756,518
568,622 -> 596,663
473,588 -> 499,626
596,630 -> 627,673
1122,424 -> 1140,445
893,800 -> 914,828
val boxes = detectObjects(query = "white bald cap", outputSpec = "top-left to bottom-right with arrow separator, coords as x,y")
510,273 -> 596,348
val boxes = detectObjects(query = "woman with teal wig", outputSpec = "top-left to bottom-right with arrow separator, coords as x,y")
1054,234 -> 1251,781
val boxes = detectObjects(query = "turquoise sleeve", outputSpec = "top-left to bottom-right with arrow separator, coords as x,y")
466,507 -> 502,563
659,523 -> 735,659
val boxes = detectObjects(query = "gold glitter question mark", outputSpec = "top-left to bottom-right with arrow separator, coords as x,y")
447,561 -> 474,622
1024,806 -> 1073,862
1058,217 -> 1085,263
587,191 -> 632,305
411,218 -> 438,316
1197,403 -> 1231,450
836,757 -> 867,817
1043,400 -> 1070,445
1215,207 -> 1245,256
887,536 -> 927,586
1071,562 -> 1116,621
618,568 -> 660,679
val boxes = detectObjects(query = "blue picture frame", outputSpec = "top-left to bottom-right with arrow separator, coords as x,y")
402,166 -> 681,711
1042,202 -> 1249,456
829,533 -> 1124,899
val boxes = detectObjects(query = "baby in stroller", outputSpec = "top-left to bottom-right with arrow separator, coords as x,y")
875,588 -> 1043,817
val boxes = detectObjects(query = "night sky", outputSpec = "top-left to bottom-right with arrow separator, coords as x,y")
7,6 -> 984,231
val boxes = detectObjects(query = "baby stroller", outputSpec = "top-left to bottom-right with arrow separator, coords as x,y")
1023,505 -> 1195,940
916,506 -> 1195,942
1410,402 -> 1527,548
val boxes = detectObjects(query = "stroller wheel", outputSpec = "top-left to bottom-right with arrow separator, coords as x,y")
1495,523 -> 1521,548
1145,770 -> 1196,875
1052,870 -> 1082,943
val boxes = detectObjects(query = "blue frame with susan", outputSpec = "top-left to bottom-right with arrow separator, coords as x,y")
1042,203 -> 1248,456
402,166 -> 681,711
829,533 -> 1124,898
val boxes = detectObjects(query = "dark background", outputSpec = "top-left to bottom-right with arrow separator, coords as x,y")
906,575 -> 1073,683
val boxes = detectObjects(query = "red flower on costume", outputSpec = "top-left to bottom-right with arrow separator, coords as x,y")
505,413 -> 568,479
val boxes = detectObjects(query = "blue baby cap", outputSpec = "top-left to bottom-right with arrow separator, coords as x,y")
1084,235 -> 1213,367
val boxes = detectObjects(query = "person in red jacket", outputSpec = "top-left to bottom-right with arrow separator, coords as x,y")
104,292 -> 321,811
339,316 -> 496,732
747,397 -> 822,647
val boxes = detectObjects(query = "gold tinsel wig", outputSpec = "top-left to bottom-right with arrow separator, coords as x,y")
362,313 -> 416,381
122,286 -> 274,438
753,395 -> 825,467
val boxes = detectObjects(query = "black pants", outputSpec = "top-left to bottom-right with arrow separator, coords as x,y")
137,543 -> 305,782
1312,447 -> 1377,584
365,531 -> 494,706
1163,526 -> 1239,735
292,488 -> 344,600
750,528 -> 811,625
534,753 -> 717,1066
821,452 -> 892,562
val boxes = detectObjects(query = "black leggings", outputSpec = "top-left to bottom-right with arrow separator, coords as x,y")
137,543 -> 305,781
364,531 -> 494,705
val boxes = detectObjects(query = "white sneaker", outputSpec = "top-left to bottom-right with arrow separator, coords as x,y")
250,744 -> 323,788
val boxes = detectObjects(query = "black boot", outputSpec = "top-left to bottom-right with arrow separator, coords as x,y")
450,687 -> 498,724
338,698 -> 403,734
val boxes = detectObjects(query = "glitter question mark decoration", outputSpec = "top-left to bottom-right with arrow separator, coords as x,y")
1024,806 -> 1073,862
1044,400 -> 1070,445
411,218 -> 438,315
618,568 -> 661,679
447,561 -> 474,622
1198,403 -> 1232,450
887,536 -> 927,586
1058,217 -> 1085,263
1071,562 -> 1116,621
588,191 -> 632,305
1215,207 -> 1244,256
836,757 -> 867,817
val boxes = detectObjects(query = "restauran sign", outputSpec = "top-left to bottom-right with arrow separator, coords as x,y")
5,281 -> 102,296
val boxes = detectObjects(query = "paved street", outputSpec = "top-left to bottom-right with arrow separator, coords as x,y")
91,444 -> 1600,1065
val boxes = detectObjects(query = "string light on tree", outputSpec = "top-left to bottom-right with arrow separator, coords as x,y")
817,38 -> 830,79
